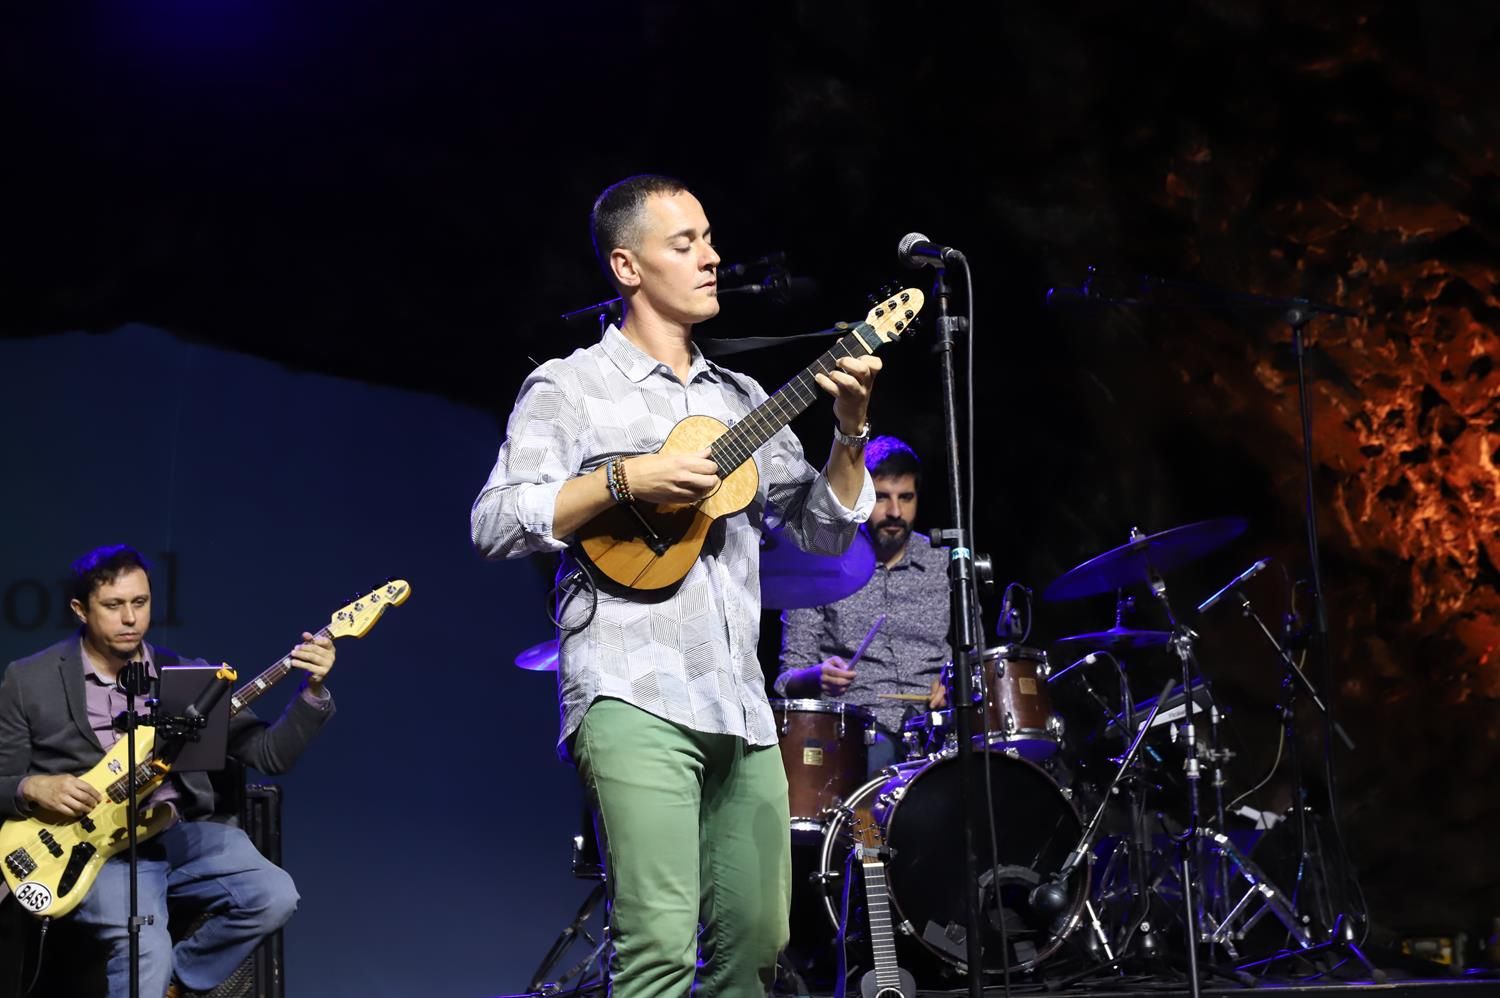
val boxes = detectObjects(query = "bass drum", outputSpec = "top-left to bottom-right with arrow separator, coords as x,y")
819,750 -> 1088,975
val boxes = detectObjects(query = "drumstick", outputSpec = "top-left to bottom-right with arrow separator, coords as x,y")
876,692 -> 932,701
846,614 -> 886,671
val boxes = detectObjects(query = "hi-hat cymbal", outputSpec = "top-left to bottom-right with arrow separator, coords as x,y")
514,638 -> 559,672
1053,627 -> 1173,651
760,521 -> 877,610
1043,517 -> 1248,602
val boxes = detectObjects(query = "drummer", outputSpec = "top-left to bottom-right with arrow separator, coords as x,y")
775,435 -> 950,772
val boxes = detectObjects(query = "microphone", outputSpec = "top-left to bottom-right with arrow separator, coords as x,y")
1197,558 -> 1271,614
717,274 -> 818,304
1047,653 -> 1096,686
719,251 -> 788,277
1029,876 -> 1069,915
996,589 -> 1020,641
897,232 -> 964,269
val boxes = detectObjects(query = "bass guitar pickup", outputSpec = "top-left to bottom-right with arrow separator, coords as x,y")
55,842 -> 97,898
36,828 -> 64,858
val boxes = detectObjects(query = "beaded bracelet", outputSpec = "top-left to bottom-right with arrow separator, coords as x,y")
612,456 -> 635,504
605,456 -> 635,505
605,458 -> 623,504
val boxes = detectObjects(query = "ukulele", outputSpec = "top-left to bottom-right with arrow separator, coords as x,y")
576,289 -> 923,590
851,811 -> 917,998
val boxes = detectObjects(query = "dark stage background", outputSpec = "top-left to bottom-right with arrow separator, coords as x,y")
3,0 -> 1499,992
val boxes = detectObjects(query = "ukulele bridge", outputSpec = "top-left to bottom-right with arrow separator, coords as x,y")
626,505 -> 672,555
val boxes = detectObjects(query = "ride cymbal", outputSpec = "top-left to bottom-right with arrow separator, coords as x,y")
1043,517 -> 1248,601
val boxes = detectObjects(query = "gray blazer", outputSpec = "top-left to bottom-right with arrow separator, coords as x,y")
0,636 -> 335,822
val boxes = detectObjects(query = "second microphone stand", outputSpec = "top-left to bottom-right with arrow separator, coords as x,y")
1229,591 -> 1383,982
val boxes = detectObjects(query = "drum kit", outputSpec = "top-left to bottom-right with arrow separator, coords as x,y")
770,516 -> 1342,993
521,517 -> 1350,995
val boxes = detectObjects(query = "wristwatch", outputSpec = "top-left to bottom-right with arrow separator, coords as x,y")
834,421 -> 871,448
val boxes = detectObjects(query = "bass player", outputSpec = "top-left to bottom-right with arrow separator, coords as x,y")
0,544 -> 336,998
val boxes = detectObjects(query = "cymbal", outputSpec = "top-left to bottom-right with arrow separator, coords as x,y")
1043,517 -> 1248,602
759,521 -> 876,610
1053,627 -> 1173,651
514,638 -> 559,672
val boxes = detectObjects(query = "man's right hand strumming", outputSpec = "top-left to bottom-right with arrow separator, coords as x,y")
788,656 -> 858,698
553,448 -> 721,537
623,449 -> 719,504
22,773 -> 102,818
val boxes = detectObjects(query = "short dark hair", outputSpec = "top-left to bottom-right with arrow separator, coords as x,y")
590,174 -> 691,285
866,435 -> 921,489
69,544 -> 150,606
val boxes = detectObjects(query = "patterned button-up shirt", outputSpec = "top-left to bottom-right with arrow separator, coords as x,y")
775,531 -> 952,733
472,325 -> 874,756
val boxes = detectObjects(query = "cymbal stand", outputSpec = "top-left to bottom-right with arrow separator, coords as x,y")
1142,551 -> 1206,998
1206,701 -> 1232,925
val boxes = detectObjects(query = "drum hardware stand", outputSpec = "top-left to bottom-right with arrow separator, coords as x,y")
1031,677 -> 1173,981
918,240 -> 990,998
528,816 -> 612,995
1142,556 -> 1212,998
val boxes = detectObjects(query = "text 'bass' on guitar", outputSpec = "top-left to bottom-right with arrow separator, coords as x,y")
0,579 -> 411,919
575,288 -> 924,592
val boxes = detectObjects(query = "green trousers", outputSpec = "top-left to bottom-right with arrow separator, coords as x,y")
575,698 -> 792,998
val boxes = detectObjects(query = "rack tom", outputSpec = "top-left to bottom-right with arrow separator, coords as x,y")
980,644 -> 1061,758
937,645 -> 1062,760
770,699 -> 875,835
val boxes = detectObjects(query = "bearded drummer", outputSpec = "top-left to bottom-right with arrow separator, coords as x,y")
775,436 -> 951,773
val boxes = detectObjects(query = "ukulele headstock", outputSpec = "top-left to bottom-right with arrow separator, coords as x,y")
859,287 -> 924,345
848,808 -> 887,860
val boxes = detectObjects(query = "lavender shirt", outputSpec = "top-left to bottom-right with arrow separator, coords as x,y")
80,642 -> 183,813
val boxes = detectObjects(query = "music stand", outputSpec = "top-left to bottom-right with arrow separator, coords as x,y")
156,666 -> 232,772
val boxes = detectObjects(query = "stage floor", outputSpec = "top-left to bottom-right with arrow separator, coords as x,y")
497,972 -> 1500,998
787,977 -> 1500,998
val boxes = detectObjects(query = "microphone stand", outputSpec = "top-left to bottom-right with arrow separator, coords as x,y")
1228,592 -> 1384,982
1273,303 -> 1382,979
924,257 -> 987,998
114,661 -> 153,998
1035,677 -> 1175,916
1054,272 -> 1374,978
112,664 -> 228,998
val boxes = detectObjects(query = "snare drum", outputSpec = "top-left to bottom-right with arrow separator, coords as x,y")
770,699 -> 875,835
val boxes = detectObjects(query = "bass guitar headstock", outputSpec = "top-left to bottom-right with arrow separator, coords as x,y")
328,579 -> 412,639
